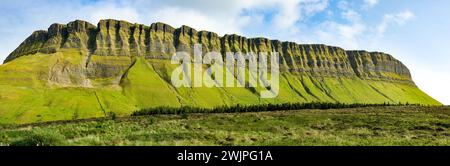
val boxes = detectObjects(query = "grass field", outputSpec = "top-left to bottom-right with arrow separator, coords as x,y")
0,106 -> 448,146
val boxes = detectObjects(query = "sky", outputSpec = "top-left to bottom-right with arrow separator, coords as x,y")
0,0 -> 449,104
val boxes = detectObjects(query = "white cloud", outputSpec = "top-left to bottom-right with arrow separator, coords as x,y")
303,9 -> 416,50
313,20 -> 366,49
342,10 -> 361,22
337,0 -> 350,10
302,7 -> 366,49
378,11 -> 415,35
88,5 -> 141,23
264,0 -> 329,42
272,0 -> 302,30
301,0 -> 329,16
363,0 -> 379,8
148,7 -> 248,35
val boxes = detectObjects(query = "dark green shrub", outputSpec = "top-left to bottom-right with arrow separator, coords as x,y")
180,112 -> 189,119
108,112 -> 117,120
10,130 -> 65,146
132,102 -> 421,117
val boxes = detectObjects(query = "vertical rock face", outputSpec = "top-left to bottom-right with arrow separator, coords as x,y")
4,30 -> 48,62
4,19 -> 413,83
93,20 -> 178,58
95,19 -> 134,56
5,20 -> 97,63
63,20 -> 97,50
347,51 -> 411,81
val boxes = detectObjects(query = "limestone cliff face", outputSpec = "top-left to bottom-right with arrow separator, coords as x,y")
4,19 -> 412,83
5,20 -> 97,62
346,51 -> 411,81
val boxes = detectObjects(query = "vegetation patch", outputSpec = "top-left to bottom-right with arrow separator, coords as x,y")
0,106 -> 448,146
132,102 -> 423,116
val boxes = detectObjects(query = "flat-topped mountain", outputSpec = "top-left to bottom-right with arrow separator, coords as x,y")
5,20 -> 411,83
0,19 -> 440,124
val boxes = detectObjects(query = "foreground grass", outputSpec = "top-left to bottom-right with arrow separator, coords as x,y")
0,106 -> 449,146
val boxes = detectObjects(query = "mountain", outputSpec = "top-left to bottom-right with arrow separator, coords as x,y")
0,19 -> 440,124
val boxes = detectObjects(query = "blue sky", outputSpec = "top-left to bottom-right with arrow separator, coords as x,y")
0,0 -> 449,104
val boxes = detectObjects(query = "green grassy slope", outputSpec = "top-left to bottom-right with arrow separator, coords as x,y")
120,58 -> 181,108
0,50 -> 441,124
0,106 -> 448,146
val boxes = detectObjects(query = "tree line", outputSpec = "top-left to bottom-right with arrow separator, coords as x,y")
131,102 -> 422,116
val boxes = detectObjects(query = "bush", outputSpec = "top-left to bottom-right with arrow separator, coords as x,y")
10,130 -> 65,146
180,112 -> 189,119
108,112 -> 117,120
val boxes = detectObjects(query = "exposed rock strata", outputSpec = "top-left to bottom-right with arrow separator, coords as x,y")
4,19 -> 412,83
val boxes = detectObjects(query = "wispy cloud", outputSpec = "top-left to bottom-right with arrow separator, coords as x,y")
363,0 -> 379,8
377,10 -> 415,35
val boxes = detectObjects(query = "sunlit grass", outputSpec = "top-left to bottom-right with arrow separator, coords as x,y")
0,106 -> 448,146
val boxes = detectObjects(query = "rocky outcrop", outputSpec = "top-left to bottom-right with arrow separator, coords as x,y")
4,19 -> 413,83
4,20 -> 97,62
347,51 -> 411,80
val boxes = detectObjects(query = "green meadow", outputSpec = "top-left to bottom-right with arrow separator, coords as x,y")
0,106 -> 448,146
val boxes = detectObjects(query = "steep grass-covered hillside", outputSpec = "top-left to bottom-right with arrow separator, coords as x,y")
0,20 -> 440,124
